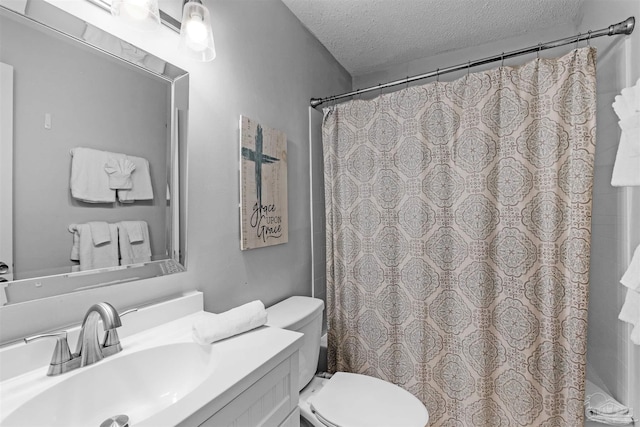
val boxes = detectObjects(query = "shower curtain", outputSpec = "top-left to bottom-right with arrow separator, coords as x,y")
322,47 -> 596,426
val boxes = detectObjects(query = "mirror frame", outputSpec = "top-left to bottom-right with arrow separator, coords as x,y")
0,1 -> 189,306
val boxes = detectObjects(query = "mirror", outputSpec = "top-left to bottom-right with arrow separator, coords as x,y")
0,0 -> 188,306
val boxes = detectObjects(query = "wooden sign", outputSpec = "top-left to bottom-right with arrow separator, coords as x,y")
239,116 -> 288,250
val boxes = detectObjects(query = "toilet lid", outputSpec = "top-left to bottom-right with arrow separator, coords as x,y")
308,372 -> 429,427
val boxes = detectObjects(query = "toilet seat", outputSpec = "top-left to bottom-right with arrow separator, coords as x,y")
307,372 -> 429,427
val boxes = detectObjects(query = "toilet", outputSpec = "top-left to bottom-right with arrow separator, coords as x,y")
266,296 -> 429,427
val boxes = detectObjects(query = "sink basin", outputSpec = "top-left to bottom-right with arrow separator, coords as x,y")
2,342 -> 217,427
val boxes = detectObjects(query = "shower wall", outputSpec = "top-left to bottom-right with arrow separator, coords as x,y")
579,0 -> 640,411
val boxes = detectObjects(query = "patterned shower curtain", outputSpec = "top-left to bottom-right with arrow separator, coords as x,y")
322,47 -> 596,426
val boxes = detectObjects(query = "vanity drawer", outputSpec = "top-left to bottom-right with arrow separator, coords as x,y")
200,352 -> 299,427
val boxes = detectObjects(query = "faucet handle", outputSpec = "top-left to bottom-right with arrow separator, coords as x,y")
119,307 -> 139,318
25,331 -> 73,375
101,307 -> 138,356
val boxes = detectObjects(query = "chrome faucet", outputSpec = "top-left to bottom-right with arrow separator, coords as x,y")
24,302 -> 137,376
76,302 -> 122,366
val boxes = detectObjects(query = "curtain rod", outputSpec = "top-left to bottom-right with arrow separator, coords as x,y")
310,16 -> 635,108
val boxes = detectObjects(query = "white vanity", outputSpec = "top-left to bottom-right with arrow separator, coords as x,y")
0,292 -> 303,426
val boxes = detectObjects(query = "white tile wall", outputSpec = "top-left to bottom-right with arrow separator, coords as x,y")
579,0 -> 640,407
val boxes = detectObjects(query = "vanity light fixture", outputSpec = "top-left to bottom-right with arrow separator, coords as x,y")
110,0 -> 161,31
179,0 -> 216,62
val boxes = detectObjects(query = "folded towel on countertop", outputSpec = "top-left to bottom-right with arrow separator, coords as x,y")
192,300 -> 268,345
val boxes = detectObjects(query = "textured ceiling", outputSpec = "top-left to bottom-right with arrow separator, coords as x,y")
282,0 -> 585,76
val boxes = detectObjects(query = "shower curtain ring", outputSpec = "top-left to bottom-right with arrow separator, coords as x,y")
587,30 -> 592,46
501,52 -> 505,67
405,76 -> 409,90
467,60 -> 471,78
436,68 -> 440,82
537,43 -> 542,59
576,32 -> 581,49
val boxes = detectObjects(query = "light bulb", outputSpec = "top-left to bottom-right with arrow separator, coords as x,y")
179,0 -> 216,61
111,0 -> 160,31
122,0 -> 150,20
186,16 -> 208,47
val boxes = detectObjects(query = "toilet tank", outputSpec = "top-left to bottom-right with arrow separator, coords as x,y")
266,296 -> 324,391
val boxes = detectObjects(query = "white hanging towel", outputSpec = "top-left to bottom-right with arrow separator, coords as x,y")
619,289 -> 640,345
621,244 -> 640,291
117,156 -> 154,202
70,147 -> 119,203
619,243 -> 640,345
104,158 -> 136,190
88,221 -> 111,245
611,77 -> 640,186
117,221 -> 152,265
68,223 -> 119,271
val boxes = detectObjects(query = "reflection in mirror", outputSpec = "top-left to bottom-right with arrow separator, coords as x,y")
0,0 -> 188,306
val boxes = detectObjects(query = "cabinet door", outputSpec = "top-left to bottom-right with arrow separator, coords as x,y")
279,407 -> 300,427
201,354 -> 299,427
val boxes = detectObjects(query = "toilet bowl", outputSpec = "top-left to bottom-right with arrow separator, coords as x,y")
266,296 -> 429,427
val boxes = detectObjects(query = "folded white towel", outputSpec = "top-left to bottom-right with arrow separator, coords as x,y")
611,134 -> 640,186
613,78 -> 640,121
611,78 -> 640,187
70,225 -> 80,261
621,244 -> 640,291
192,301 -> 268,345
69,223 -> 119,271
70,147 -> 119,203
118,156 -> 154,203
125,221 -> 144,243
88,221 -> 111,246
585,380 -> 635,424
105,158 -> 136,190
117,221 -> 151,265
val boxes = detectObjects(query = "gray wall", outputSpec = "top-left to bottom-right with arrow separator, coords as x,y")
0,0 -> 351,342
0,14 -> 169,278
183,0 -> 351,312
309,106 -> 326,328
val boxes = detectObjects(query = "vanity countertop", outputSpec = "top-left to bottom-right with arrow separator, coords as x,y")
0,293 -> 303,426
